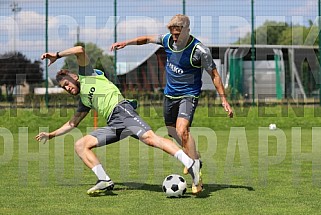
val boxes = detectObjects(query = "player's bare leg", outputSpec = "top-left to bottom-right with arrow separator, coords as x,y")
140,130 -> 202,191
176,118 -> 203,194
74,135 -> 114,195
175,118 -> 199,159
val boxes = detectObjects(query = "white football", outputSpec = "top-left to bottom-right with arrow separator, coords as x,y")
269,124 -> 277,130
162,174 -> 187,198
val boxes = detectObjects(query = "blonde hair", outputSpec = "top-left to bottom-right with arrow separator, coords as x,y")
167,14 -> 190,29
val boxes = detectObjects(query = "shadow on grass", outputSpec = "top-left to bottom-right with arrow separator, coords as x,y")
194,183 -> 255,198
113,182 -> 255,199
114,182 -> 163,192
59,181 -> 254,198
88,191 -> 118,197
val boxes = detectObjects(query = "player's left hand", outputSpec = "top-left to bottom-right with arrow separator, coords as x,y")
35,132 -> 50,144
222,102 -> 233,118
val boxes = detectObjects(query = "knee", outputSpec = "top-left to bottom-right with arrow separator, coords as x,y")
74,138 -> 86,154
74,136 -> 97,154
141,130 -> 157,146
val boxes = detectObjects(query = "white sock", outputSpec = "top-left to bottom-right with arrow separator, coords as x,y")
91,164 -> 111,181
174,150 -> 194,169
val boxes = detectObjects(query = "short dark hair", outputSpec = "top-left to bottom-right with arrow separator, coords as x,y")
56,69 -> 71,83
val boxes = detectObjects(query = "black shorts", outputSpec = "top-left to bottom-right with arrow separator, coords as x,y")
90,101 -> 151,146
163,96 -> 199,126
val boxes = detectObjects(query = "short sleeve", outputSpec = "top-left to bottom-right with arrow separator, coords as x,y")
195,44 -> 216,73
155,34 -> 165,46
79,64 -> 94,76
76,99 -> 91,113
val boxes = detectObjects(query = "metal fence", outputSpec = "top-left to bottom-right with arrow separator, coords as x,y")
0,0 -> 320,103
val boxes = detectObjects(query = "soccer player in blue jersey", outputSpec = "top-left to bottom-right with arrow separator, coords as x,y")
111,14 -> 233,193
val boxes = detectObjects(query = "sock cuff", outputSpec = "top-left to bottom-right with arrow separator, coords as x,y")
92,164 -> 102,172
174,149 -> 183,159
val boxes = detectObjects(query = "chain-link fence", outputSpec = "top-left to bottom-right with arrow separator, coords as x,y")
0,0 -> 320,103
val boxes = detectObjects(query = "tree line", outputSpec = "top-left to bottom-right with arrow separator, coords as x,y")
237,20 -> 319,45
0,52 -> 43,101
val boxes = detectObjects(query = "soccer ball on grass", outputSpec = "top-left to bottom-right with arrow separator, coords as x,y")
269,123 -> 277,130
162,174 -> 187,198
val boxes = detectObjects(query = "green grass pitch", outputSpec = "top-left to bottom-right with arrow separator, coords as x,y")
1,104 -> 321,214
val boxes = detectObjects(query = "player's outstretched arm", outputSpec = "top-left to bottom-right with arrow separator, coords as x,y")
35,111 -> 88,144
110,35 -> 157,51
41,46 -> 90,67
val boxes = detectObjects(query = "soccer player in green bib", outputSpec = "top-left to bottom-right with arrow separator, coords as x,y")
36,45 -> 202,195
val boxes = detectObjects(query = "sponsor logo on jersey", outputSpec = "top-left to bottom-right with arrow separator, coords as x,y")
88,87 -> 95,106
167,61 -> 184,74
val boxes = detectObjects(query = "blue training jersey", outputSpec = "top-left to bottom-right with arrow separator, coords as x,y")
162,33 -> 203,97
